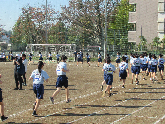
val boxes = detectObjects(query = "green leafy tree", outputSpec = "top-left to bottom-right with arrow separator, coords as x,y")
152,36 -> 160,51
139,36 -> 147,51
108,0 -> 135,50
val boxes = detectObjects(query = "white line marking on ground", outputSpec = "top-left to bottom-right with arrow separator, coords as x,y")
154,115 -> 165,124
67,86 -> 165,124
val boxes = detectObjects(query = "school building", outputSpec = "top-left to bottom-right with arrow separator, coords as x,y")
128,0 -> 165,44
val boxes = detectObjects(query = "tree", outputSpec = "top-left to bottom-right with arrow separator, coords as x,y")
152,36 -> 160,52
139,36 -> 147,51
11,5 -> 56,45
59,0 -> 118,48
108,0 -> 135,49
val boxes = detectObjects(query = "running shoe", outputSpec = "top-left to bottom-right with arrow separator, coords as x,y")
150,78 -> 152,80
32,111 -> 38,116
109,93 -> 113,97
1,116 -> 8,122
14,88 -> 19,90
49,97 -> 54,104
136,81 -> 139,85
122,85 -> 125,88
66,99 -> 71,103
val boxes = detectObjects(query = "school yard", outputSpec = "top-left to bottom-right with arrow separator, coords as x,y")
1,61 -> 165,123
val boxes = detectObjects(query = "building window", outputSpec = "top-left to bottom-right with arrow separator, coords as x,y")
158,22 -> 164,31
129,4 -> 136,12
158,2 -> 165,12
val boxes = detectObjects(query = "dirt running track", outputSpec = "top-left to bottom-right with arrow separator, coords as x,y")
1,61 -> 165,123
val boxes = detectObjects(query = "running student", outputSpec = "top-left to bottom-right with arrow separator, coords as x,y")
77,52 -> 81,66
150,55 -> 158,83
115,52 -> 120,67
50,55 -> 71,104
146,54 -> 152,80
119,56 -> 129,88
98,52 -> 102,67
48,52 -> 52,61
102,58 -> 116,97
140,54 -> 148,80
101,56 -> 110,91
130,54 -> 142,85
22,54 -> 28,86
39,52 -> 43,61
158,54 -> 165,80
56,52 -> 60,64
124,53 -> 129,63
29,61 -> 49,116
86,53 -> 91,67
28,53 -> 32,65
0,74 -> 8,121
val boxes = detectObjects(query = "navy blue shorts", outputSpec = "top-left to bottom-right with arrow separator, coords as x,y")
126,60 -> 128,63
29,57 -> 32,61
39,57 -> 43,60
150,65 -> 157,72
141,64 -> 148,71
57,58 -> 59,61
49,57 -> 52,61
140,64 -> 142,69
132,66 -> 140,74
105,74 -> 113,85
148,65 -> 151,72
116,59 -> 120,63
131,66 -> 134,73
98,58 -> 102,62
158,64 -> 164,71
119,70 -> 127,79
87,58 -> 90,63
0,88 -> 3,102
33,84 -> 44,99
104,73 -> 106,80
77,58 -> 81,62
11,56 -> 13,60
56,75 -> 68,88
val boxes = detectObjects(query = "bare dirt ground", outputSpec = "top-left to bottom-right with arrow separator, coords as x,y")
1,61 -> 165,124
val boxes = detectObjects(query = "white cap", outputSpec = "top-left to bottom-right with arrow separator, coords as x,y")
16,54 -> 20,57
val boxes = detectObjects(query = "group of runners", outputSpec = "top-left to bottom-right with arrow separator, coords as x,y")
101,52 -> 165,97
0,50 -> 164,121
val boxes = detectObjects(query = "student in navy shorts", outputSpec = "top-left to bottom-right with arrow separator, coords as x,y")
146,54 -> 152,81
0,74 -> 8,121
29,61 -> 49,116
50,55 -> 71,104
140,54 -> 148,80
131,54 -> 142,85
98,52 -> 102,67
119,56 -> 129,88
77,52 -> 81,66
150,55 -> 158,82
102,58 -> 116,97
39,52 -> 43,61
101,56 -> 110,91
86,53 -> 91,67
115,52 -> 120,67
158,54 -> 165,80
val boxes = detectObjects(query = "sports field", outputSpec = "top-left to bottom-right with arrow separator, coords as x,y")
1,61 -> 165,123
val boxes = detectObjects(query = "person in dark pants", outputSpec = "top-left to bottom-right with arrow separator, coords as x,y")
22,54 -> 28,86
13,54 -> 20,90
73,51 -> 77,62
80,50 -> 83,64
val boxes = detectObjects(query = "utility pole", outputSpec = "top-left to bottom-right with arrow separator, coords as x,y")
46,0 -> 48,57
104,0 -> 107,59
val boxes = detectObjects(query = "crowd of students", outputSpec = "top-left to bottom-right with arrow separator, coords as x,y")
0,51 -> 164,121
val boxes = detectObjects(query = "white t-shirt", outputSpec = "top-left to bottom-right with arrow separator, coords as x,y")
30,69 -> 49,84
158,58 -> 165,65
119,62 -> 128,71
56,62 -> 67,75
103,63 -> 116,75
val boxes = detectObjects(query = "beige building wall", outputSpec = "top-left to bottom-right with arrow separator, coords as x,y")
128,0 -> 160,44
